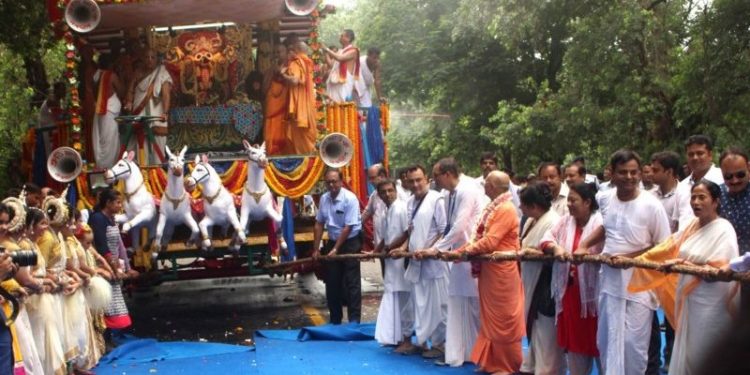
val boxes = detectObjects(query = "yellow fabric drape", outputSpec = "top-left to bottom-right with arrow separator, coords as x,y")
628,221 -> 700,328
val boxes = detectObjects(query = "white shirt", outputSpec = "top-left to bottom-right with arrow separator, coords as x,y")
509,182 -> 522,217
651,182 -> 692,234
396,180 -> 411,203
596,188 -> 616,220
404,190 -> 447,282
676,164 -> 724,230
681,164 -> 725,187
380,199 -> 411,292
551,183 -> 569,217
600,191 -> 671,308
364,190 -> 387,246
434,179 -> 486,297
585,173 -> 599,187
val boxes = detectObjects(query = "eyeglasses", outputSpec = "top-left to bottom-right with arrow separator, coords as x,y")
324,180 -> 340,185
723,171 -> 747,180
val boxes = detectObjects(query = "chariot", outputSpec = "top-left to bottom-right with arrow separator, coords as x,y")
36,0 -> 390,283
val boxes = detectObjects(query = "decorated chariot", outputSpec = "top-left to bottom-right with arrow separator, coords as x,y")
34,0 -> 390,282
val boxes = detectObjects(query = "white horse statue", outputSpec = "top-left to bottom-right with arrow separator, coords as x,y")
154,145 -> 200,250
239,140 -> 287,253
104,151 -> 157,245
186,154 -> 246,251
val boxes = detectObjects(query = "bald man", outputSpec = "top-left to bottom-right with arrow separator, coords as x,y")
362,164 -> 389,248
454,170 -> 525,375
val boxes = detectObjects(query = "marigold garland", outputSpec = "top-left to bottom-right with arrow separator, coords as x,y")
62,29 -> 83,152
310,7 -> 328,137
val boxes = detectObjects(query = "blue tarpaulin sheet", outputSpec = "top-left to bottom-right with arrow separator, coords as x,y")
91,319 -> 669,374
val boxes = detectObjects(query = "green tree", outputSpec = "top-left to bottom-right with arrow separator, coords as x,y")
323,0 -> 525,175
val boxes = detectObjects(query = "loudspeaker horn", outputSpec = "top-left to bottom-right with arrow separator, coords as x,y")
65,0 -> 101,33
285,0 -> 319,16
47,147 -> 83,183
319,132 -> 353,168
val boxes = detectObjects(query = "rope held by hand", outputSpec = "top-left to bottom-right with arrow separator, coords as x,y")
262,248 -> 750,283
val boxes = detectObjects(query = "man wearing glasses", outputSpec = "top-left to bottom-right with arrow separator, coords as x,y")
719,147 -> 750,314
312,169 -> 363,324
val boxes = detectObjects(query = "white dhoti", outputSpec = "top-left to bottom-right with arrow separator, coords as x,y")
92,93 -> 121,168
412,277 -> 448,347
131,65 -> 172,165
375,291 -> 413,345
520,314 -> 566,375
445,295 -> 480,366
326,66 -> 356,103
598,293 -> 653,375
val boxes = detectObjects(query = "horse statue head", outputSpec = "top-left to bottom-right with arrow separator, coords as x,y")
165,145 -> 188,177
105,151 -> 139,185
186,154 -> 217,191
242,140 -> 268,168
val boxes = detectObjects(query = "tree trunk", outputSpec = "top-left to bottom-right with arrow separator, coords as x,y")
23,55 -> 48,109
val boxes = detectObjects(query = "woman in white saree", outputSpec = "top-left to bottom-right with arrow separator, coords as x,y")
518,182 -> 564,375
630,180 -> 739,375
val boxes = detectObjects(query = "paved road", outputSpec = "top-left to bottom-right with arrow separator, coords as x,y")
126,260 -> 385,345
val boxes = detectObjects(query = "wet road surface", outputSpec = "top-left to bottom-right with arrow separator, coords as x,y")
126,260 -> 385,345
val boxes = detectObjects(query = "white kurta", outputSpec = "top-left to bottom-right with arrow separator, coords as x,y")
405,190 -> 448,346
669,218 -> 739,375
396,180 -> 411,203
375,199 -> 414,345
365,190 -> 387,248
598,191 -> 671,375
520,210 -> 565,375
326,46 -> 358,103
433,180 -> 486,366
551,183 -> 570,217
651,183 -> 692,234
357,56 -> 374,107
131,65 -> 172,165
92,69 -> 121,168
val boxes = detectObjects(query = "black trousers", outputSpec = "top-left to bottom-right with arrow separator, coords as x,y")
0,311 -> 12,374
323,236 -> 362,324
646,311 -> 662,375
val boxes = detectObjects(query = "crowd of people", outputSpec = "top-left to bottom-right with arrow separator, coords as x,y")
312,134 -> 749,375
0,185 -> 138,374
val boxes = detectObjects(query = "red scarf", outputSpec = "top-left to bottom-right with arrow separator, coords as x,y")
337,45 -> 360,80
95,70 -> 113,115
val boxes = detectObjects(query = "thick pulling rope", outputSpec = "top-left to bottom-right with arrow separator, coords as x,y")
263,249 -> 750,283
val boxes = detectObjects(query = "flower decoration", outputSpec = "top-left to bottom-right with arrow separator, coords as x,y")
63,27 -> 84,152
309,7 -> 328,134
